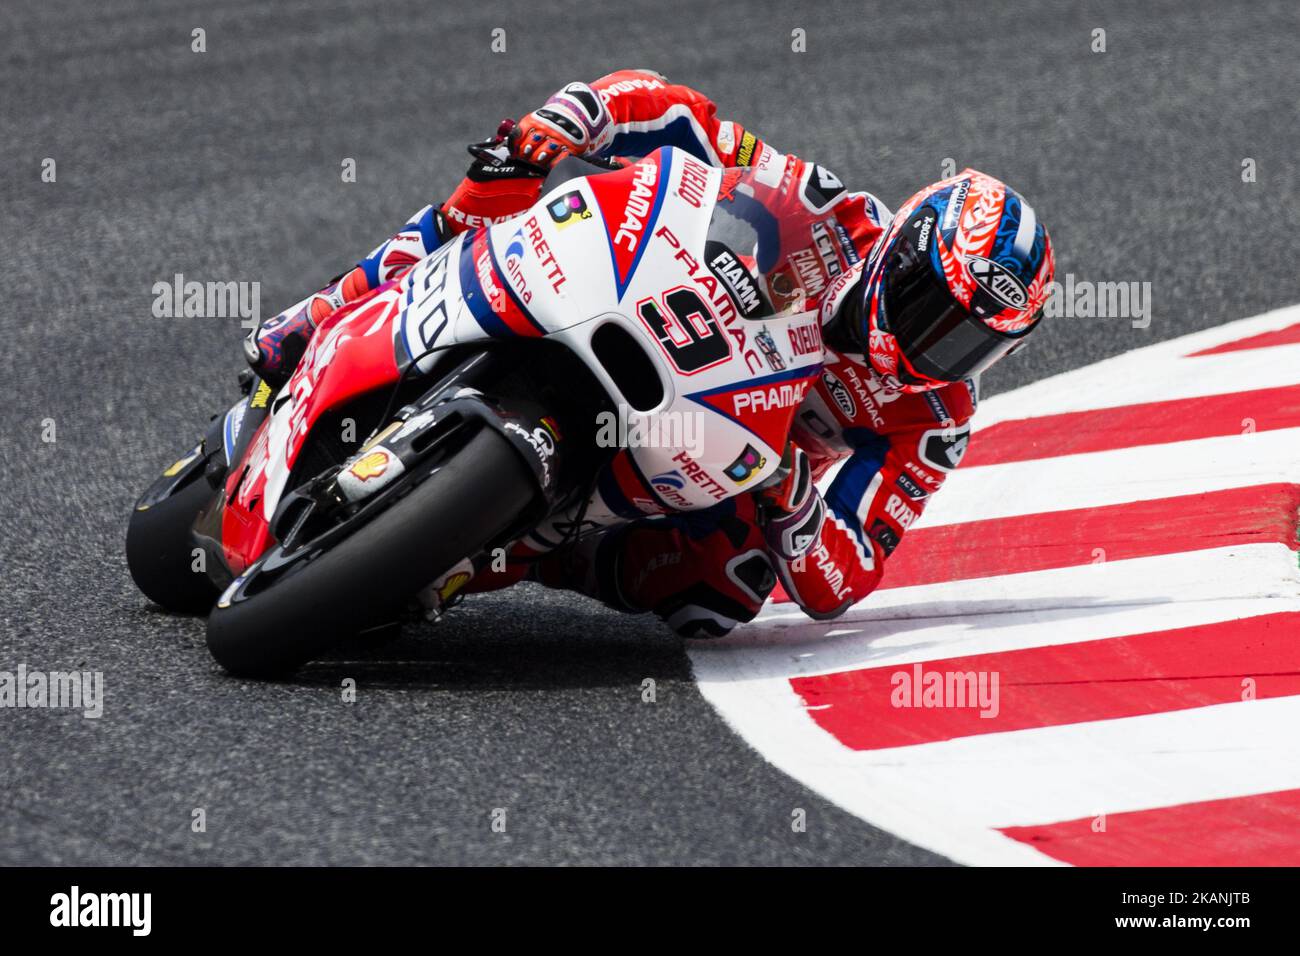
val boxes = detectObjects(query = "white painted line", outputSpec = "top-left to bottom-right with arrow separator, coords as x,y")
918,426 -> 1300,525
697,593 -> 1300,683
849,694 -> 1300,830
974,343 -> 1300,424
974,303 -> 1300,428
865,542 -> 1298,612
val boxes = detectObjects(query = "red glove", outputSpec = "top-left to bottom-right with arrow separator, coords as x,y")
510,81 -> 613,169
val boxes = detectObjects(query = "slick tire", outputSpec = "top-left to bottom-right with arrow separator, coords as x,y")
126,465 -> 221,614
205,427 -> 537,678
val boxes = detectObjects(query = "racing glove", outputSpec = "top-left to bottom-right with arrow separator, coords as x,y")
757,443 -> 825,562
509,81 -> 614,169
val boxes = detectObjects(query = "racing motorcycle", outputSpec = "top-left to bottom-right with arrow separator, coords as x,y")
126,146 -> 825,676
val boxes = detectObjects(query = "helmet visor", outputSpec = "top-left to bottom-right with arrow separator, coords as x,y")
882,212 -> 1036,383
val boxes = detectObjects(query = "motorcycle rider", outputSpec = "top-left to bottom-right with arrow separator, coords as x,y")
246,69 -> 1055,636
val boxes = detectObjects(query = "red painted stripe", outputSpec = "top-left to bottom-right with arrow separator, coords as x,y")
769,483 -> 1300,603
1188,322 -> 1300,356
790,612 -> 1300,750
880,482 -> 1300,590
1000,787 -> 1300,866
963,384 -> 1300,467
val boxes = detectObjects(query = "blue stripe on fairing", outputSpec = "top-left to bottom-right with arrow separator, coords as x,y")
457,231 -> 512,337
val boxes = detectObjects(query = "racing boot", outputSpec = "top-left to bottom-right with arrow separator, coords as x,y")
244,203 -> 455,388
243,267 -> 371,389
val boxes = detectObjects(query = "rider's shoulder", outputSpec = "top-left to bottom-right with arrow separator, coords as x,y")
875,377 -> 977,431
789,159 -> 890,228
592,69 -> 672,95
927,376 -> 979,423
874,374 -> 979,431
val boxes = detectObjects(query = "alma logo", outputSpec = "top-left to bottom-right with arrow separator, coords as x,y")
50,886 -> 151,936
650,471 -> 691,508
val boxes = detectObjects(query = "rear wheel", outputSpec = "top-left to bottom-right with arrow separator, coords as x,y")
126,459 -> 220,614
205,426 -> 537,677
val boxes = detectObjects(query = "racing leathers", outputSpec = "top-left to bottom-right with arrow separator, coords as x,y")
248,69 -> 976,636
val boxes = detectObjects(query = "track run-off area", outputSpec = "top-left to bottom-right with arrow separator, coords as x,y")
692,304 -> 1300,865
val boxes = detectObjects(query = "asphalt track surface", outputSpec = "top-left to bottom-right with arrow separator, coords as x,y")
1,0 -> 1297,865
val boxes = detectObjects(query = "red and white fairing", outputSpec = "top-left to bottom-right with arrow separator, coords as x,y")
219,146 -> 824,572
398,146 -> 825,515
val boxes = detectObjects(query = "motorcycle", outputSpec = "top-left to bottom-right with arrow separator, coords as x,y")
126,146 -> 826,676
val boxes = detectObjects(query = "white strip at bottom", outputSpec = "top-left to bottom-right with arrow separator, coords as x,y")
858,694 -> 1300,830
740,543 -> 1300,639
919,426 -> 1300,525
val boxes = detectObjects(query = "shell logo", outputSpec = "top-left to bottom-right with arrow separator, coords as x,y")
438,571 -> 472,601
349,450 -> 390,482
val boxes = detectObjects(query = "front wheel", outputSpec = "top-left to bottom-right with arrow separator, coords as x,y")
205,426 -> 538,677
126,450 -> 221,614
